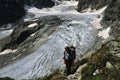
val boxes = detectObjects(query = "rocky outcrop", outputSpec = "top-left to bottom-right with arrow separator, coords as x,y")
102,0 -> 120,23
102,0 -> 120,39
23,0 -> 55,9
77,0 -> 112,12
80,40 -> 120,80
0,0 -> 25,25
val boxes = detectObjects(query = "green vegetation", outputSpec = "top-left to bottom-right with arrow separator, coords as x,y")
81,40 -> 120,80
93,76 -> 101,80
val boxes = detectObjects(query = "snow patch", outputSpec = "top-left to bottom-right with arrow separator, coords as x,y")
98,27 -> 110,39
0,29 -> 13,39
30,33 -> 36,36
28,23 -> 38,28
69,21 -> 85,24
93,69 -> 99,76
91,18 -> 102,29
95,6 -> 107,14
12,54 -> 21,60
0,49 -> 17,55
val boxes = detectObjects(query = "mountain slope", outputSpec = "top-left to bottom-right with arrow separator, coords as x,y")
77,0 -> 112,12
1,0 -> 120,80
0,0 -> 25,25
0,13 -> 99,79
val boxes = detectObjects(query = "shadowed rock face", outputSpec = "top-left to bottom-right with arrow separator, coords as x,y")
77,0 -> 112,12
0,0 -> 25,25
102,0 -> 120,22
80,40 -> 120,80
23,0 -> 55,9
0,0 -> 55,25
101,0 -> 120,38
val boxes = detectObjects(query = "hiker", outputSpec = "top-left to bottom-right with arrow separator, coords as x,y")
63,45 -> 76,76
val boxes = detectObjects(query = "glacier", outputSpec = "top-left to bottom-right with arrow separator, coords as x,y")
0,1 -> 105,80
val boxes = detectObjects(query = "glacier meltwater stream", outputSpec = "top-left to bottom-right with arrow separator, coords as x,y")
0,1 -> 104,80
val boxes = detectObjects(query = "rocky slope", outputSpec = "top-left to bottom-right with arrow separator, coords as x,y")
77,0 -> 112,12
102,0 -> 120,38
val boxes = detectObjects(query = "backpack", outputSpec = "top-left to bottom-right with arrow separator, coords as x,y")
70,46 -> 76,60
64,46 -> 71,60
64,46 -> 76,60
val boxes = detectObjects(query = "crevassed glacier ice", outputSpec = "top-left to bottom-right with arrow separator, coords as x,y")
0,0 -> 105,80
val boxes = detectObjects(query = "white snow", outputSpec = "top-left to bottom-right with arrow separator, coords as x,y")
0,29 -> 13,39
93,69 -> 99,76
98,27 -> 110,39
69,21 -> 85,24
28,23 -> 38,28
25,1 -> 79,18
91,18 -> 102,29
30,33 -> 36,36
95,6 -> 107,14
0,49 -> 17,55
12,54 -> 21,60
83,6 -> 107,14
